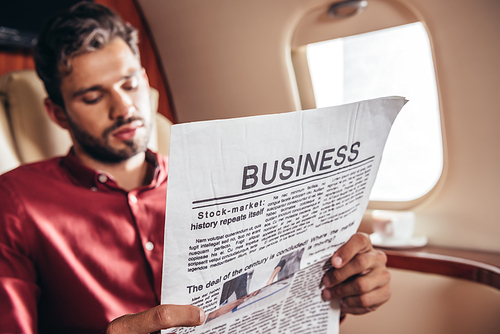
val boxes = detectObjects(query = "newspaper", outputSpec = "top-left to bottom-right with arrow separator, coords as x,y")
161,97 -> 407,333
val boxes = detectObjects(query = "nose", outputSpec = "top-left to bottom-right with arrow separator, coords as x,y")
110,89 -> 136,119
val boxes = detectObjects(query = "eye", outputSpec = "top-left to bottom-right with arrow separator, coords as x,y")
123,77 -> 139,91
82,92 -> 103,104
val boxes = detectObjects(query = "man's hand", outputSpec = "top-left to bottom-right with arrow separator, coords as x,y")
106,304 -> 205,334
321,232 -> 391,316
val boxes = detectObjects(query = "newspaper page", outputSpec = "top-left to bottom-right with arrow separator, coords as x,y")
161,97 -> 407,333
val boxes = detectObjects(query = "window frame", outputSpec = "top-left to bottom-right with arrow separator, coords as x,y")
290,3 -> 447,210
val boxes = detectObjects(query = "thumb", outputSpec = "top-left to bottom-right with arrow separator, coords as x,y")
106,304 -> 205,334
331,233 -> 372,268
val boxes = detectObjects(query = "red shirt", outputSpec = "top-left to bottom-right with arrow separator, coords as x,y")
0,150 -> 168,334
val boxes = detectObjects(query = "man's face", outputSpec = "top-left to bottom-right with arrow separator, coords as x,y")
58,38 -> 152,163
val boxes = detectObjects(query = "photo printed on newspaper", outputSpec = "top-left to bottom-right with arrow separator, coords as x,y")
161,97 -> 407,334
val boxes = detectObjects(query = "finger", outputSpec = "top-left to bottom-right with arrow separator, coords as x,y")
106,304 -> 205,334
323,249 -> 387,288
339,284 -> 392,315
330,233 -> 372,269
322,266 -> 391,300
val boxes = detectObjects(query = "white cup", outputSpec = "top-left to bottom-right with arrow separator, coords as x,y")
371,210 -> 415,241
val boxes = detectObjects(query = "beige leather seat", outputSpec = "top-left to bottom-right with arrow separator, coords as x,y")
0,70 -> 172,174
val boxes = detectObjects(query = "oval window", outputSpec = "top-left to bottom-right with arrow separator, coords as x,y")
306,22 -> 443,202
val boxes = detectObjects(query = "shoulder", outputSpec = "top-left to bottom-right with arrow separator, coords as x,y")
0,157 -> 64,177
0,157 -> 65,191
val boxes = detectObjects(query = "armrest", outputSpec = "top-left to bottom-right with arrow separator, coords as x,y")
380,245 -> 500,290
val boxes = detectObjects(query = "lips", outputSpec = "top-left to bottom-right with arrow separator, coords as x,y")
111,120 -> 143,141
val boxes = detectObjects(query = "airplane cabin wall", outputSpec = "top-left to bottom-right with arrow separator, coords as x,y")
138,0 -> 500,252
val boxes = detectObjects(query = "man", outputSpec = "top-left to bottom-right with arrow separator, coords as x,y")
0,2 -> 390,333
266,248 -> 305,285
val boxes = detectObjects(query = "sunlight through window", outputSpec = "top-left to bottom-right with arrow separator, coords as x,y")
306,22 -> 443,201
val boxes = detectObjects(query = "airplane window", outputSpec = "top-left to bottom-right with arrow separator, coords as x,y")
306,22 -> 443,202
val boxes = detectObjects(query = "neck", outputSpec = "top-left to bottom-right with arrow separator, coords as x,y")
73,146 -> 151,191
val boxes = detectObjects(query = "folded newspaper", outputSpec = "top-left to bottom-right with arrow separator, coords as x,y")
161,97 -> 407,333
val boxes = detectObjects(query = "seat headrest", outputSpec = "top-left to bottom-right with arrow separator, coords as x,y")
0,70 -> 71,164
0,92 -> 20,173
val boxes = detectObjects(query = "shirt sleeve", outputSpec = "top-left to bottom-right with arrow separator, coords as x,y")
275,259 -> 286,269
0,179 -> 40,334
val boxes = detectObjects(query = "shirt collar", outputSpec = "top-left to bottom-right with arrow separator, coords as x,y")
61,148 -> 164,190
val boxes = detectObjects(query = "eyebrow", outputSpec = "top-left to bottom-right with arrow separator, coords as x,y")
71,70 -> 141,98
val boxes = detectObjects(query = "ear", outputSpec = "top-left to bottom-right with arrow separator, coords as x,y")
44,98 -> 70,130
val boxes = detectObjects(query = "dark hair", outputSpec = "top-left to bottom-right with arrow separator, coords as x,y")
34,1 -> 139,107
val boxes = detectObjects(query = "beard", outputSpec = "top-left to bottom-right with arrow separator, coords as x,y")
67,115 -> 151,164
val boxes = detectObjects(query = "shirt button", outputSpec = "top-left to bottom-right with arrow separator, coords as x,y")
91,187 -> 98,192
98,174 -> 108,183
129,194 -> 138,203
145,241 -> 155,251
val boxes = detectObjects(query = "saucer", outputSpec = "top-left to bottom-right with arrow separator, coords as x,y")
370,233 -> 428,249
